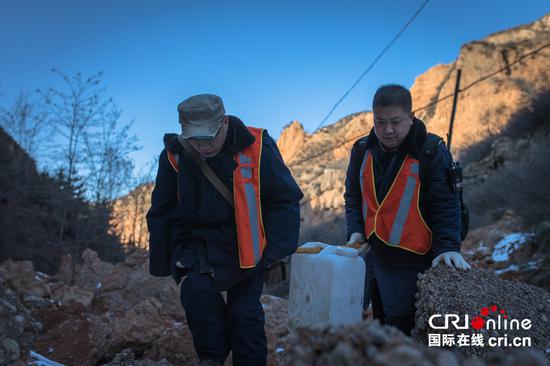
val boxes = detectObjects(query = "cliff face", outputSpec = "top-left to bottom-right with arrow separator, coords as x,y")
411,13 -> 550,151
110,183 -> 153,249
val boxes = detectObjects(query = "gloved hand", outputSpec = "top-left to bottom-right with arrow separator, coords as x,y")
346,232 -> 365,245
343,232 -> 368,253
432,251 -> 471,271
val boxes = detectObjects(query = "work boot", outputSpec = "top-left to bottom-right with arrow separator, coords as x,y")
197,359 -> 222,366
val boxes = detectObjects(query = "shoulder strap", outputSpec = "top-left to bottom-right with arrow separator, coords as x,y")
419,134 -> 445,189
177,136 -> 235,207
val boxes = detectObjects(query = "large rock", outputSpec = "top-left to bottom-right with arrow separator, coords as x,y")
0,259 -> 52,299
93,251 -> 182,319
108,297 -> 169,352
139,326 -> 197,366
32,302 -> 110,366
55,254 -> 75,285
73,249 -> 115,289
414,265 -> 550,360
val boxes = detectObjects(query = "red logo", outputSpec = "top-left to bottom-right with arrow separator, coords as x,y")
471,304 -> 507,330
470,316 -> 485,330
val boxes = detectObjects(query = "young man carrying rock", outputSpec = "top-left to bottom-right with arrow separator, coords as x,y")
344,84 -> 470,335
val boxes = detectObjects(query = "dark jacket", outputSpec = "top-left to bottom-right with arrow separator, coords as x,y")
147,116 -> 303,290
344,118 -> 461,316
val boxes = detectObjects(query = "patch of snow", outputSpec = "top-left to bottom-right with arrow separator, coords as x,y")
495,264 -> 520,275
491,233 -> 533,262
29,350 -> 65,366
276,347 -> 285,353
34,275 -> 43,282
525,260 -> 542,270
465,241 -> 489,257
95,282 -> 102,289
263,294 -> 282,301
173,321 -> 183,327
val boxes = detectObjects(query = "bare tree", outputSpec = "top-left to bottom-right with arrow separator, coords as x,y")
39,69 -> 111,185
38,69 -> 140,202
37,69 -> 141,242
0,91 -> 51,162
83,102 -> 140,204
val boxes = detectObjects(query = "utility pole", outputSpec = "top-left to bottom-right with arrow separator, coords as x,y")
447,68 -> 462,153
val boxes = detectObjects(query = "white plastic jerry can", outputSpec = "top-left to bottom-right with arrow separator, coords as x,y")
288,242 -> 366,330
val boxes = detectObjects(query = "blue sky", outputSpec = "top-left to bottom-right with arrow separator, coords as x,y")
1,0 -> 549,169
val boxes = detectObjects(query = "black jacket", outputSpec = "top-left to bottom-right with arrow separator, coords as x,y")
344,117 -> 461,316
147,116 -> 303,290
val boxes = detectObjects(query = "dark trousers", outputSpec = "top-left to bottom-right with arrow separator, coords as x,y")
370,278 -> 415,336
180,270 -> 267,366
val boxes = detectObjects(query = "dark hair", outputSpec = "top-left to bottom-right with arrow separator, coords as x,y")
372,84 -> 412,113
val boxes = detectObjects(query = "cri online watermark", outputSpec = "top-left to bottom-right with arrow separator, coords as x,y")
427,305 -> 532,348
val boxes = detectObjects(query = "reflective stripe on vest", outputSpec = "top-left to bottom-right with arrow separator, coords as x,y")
166,127 -> 266,268
360,151 -> 432,254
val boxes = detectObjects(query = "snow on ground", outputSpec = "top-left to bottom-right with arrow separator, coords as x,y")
494,260 -> 542,275
495,264 -> 520,275
491,233 -> 533,262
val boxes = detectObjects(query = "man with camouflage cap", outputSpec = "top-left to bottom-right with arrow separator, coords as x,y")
147,94 -> 303,365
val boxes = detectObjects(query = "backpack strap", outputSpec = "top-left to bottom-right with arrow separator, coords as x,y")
419,134 -> 470,241
419,133 -> 445,191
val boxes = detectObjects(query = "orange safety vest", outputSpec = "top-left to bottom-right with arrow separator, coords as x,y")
166,127 -> 267,268
360,150 -> 432,254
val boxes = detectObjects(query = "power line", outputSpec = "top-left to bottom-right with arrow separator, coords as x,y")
286,0 -> 430,165
288,42 -> 550,168
315,0 -> 430,132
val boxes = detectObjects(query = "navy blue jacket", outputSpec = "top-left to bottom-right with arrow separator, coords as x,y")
344,118 -> 461,316
147,117 -> 303,290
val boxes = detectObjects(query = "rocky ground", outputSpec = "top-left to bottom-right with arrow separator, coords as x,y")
0,249 -> 290,366
1,246 -> 548,365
